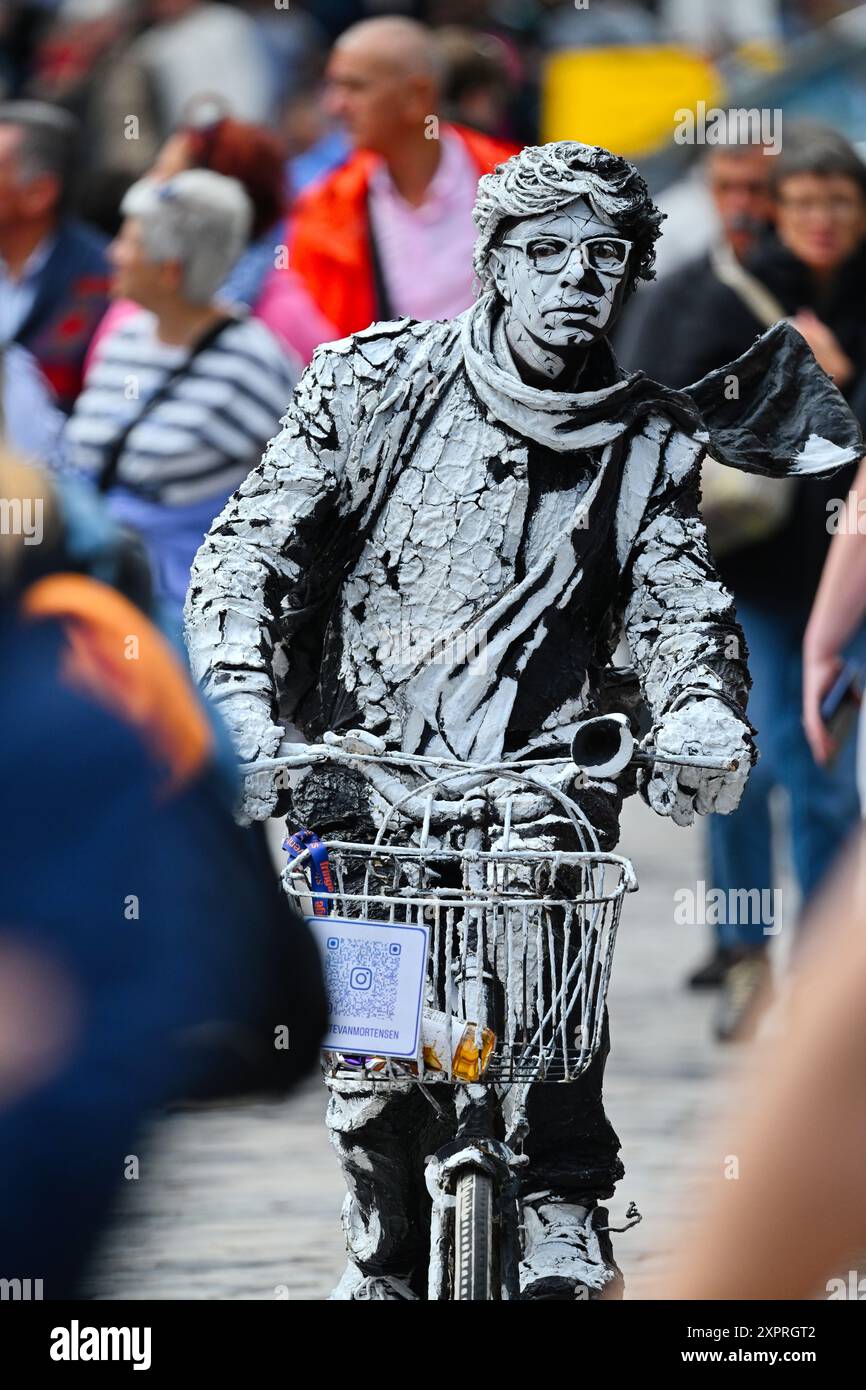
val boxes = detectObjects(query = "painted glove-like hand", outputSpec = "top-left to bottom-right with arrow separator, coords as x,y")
639,697 -> 752,828
215,693 -> 285,825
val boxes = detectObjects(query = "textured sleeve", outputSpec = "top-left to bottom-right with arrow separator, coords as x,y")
183,343 -> 355,717
620,426 -> 752,732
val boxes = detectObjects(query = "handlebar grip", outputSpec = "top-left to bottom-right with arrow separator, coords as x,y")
570,715 -> 737,776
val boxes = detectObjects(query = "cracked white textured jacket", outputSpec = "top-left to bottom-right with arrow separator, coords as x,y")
184,308 -> 748,768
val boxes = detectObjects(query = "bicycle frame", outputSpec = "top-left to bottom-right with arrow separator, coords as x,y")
245,722 -> 733,1299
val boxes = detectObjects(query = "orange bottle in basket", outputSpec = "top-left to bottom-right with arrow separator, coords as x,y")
421,1008 -> 495,1080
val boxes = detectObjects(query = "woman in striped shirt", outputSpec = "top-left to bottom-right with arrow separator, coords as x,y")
64,170 -> 300,623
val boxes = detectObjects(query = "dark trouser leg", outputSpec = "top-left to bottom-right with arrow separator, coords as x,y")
518,1008 -> 623,1203
326,1077 -> 455,1288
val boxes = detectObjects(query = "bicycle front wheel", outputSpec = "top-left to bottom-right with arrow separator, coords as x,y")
453,1170 -> 497,1300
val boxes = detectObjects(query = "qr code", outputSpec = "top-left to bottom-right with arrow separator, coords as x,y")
324,936 -> 403,1019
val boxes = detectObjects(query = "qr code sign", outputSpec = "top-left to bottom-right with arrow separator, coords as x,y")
325,935 -> 403,1020
310,916 -> 428,1056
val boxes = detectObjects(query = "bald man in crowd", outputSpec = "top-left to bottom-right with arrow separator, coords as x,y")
289,16 -> 517,337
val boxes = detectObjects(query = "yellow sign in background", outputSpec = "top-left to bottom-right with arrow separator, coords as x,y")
543,46 -> 724,159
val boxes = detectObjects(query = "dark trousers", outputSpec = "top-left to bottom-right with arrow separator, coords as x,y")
290,777 -> 625,1281
708,600 -> 863,948
326,1008 -> 623,1282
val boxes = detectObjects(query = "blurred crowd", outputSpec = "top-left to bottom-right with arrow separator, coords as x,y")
620,122 -> 866,1041
3,0 -> 866,1301
2,2 -> 864,202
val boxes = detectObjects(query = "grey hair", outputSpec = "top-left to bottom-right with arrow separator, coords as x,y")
473,141 -> 664,298
120,170 -> 253,305
0,101 -> 79,204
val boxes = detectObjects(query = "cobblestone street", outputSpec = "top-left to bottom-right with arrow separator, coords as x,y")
87,798 -> 759,1300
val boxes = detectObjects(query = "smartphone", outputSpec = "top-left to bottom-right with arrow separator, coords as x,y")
819,660 -> 864,763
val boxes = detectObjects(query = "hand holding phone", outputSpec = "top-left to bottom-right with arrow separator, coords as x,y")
819,661 -> 864,766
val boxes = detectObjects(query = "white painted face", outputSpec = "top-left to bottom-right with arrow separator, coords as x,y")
491,196 -> 632,350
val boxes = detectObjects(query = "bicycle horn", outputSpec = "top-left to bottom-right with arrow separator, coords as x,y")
570,713 -> 634,778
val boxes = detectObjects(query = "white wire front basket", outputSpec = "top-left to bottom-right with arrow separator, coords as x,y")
283,840 -> 636,1086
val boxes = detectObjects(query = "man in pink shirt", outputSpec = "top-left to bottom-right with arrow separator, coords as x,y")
367,121 -> 483,323
291,16 -> 517,337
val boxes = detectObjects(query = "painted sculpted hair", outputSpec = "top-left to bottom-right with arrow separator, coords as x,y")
473,141 -> 665,298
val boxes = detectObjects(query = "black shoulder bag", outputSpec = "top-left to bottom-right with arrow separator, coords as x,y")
96,314 -> 238,494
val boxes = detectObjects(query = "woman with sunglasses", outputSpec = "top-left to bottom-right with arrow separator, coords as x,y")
63,169 -> 299,630
88,112 -> 336,373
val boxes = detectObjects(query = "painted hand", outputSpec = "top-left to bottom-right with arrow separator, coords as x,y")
215,693 -> 285,824
640,697 -> 752,827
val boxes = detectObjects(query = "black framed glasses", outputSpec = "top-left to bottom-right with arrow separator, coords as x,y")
498,234 -> 633,275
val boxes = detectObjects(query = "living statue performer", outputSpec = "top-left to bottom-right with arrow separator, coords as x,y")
184,143 -> 862,1300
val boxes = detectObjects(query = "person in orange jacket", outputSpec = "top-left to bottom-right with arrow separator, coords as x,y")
290,15 -> 518,339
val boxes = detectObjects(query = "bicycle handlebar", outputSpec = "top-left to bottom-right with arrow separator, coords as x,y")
239,722 -> 739,781
567,712 -> 739,779
238,714 -> 740,834
242,741 -> 579,829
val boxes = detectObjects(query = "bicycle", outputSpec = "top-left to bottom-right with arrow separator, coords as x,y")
243,713 -> 734,1300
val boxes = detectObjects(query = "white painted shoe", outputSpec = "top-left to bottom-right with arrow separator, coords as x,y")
520,1198 -> 622,1301
328,1263 -> 418,1301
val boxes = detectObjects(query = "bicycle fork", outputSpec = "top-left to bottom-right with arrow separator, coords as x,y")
423,818 -> 526,1300
424,1084 -> 524,1300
